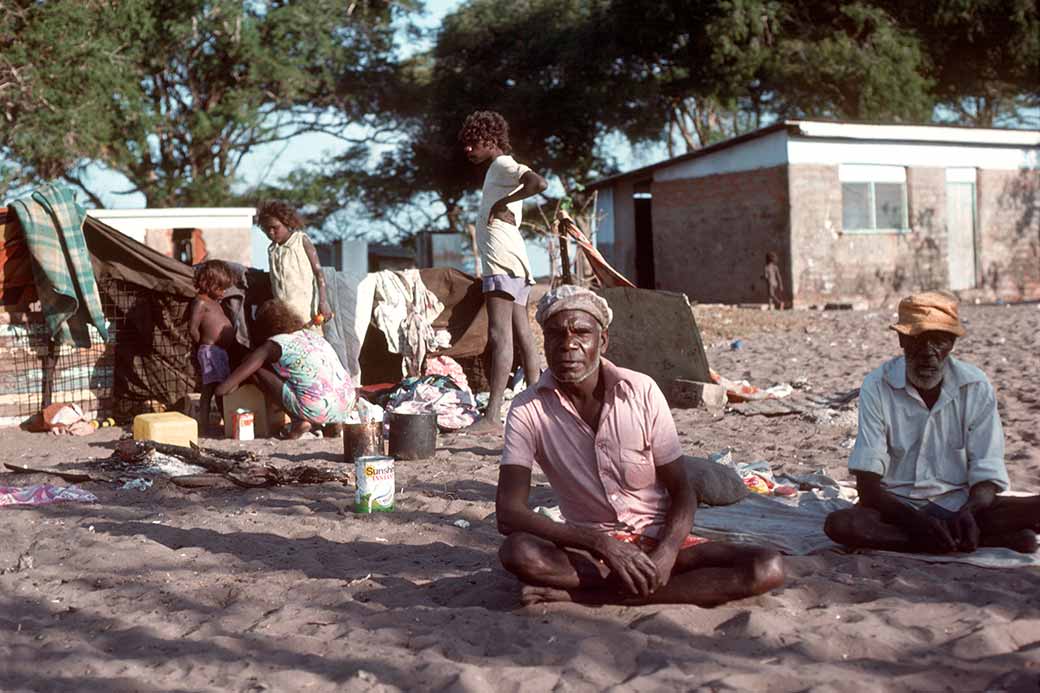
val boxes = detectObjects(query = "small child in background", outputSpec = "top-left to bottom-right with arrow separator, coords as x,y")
189,260 -> 236,435
763,251 -> 785,310
257,200 -> 331,329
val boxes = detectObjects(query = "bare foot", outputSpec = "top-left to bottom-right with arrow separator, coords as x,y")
323,423 -> 343,439
284,420 -> 313,440
465,416 -> 504,436
520,585 -> 573,606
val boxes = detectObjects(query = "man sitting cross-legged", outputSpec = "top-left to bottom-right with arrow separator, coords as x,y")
495,285 -> 785,606
825,291 -> 1040,554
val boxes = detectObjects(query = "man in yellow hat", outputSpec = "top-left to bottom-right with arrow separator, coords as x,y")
824,291 -> 1040,554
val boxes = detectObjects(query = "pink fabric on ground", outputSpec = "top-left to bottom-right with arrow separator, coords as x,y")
0,484 -> 98,507
424,355 -> 470,392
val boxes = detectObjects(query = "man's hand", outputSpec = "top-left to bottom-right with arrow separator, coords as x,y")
488,199 -> 516,226
214,381 -> 235,398
595,536 -> 660,597
909,512 -> 957,553
648,544 -> 679,590
945,509 -> 980,552
317,300 -> 333,322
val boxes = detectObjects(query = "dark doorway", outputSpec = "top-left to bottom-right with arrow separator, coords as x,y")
633,182 -> 654,289
172,228 -> 206,265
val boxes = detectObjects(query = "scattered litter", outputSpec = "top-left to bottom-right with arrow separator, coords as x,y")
133,451 -> 207,478
24,403 -> 96,436
803,407 -> 858,428
710,369 -> 793,402
730,339 -> 745,350
452,519 -> 471,529
710,452 -> 797,498
0,484 -> 97,507
345,398 -> 384,424
15,552 -> 34,572
534,505 -> 565,523
347,573 -> 372,586
774,471 -> 858,502
121,478 -> 153,491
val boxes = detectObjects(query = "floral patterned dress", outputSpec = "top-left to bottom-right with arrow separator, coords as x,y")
270,329 -> 355,424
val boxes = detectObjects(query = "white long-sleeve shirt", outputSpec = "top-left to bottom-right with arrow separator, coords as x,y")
849,355 -> 1009,512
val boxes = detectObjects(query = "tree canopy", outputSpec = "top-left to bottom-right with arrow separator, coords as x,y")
1,0 -> 412,207
2,0 -> 1036,240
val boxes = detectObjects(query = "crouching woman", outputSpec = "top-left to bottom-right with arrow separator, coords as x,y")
216,299 -> 355,438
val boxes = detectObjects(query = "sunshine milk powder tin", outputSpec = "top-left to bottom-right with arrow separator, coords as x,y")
355,455 -> 395,513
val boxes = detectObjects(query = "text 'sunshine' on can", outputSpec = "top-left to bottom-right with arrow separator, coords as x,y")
355,455 -> 395,512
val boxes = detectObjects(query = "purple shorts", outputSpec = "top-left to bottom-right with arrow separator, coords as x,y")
197,344 -> 231,385
482,274 -> 532,305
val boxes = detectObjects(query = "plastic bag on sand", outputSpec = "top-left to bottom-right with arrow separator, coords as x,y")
709,369 -> 793,403
710,450 -> 797,497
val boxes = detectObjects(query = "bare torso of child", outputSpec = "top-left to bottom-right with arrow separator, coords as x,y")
193,297 -> 235,349
764,263 -> 778,283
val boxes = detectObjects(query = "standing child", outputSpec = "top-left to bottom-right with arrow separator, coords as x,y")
763,251 -> 785,310
257,200 -> 332,328
459,110 -> 548,434
188,260 -> 237,435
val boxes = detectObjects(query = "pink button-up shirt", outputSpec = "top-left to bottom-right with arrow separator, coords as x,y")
501,359 -> 684,536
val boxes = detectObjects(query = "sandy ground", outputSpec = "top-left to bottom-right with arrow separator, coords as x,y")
2,303 -> 1039,692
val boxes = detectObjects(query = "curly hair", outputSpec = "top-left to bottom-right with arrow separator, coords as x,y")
458,110 -> 511,153
193,259 -> 235,298
256,200 -> 304,230
256,299 -> 306,340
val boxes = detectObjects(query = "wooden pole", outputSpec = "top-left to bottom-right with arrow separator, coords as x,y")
557,220 -> 573,285
40,340 -> 58,410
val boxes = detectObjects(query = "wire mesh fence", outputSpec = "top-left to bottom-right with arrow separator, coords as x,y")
5,277 -> 198,424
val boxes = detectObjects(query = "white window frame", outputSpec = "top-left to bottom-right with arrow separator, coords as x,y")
839,164 -> 909,234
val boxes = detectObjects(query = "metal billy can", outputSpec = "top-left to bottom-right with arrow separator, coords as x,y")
355,455 -> 395,512
232,408 -> 255,441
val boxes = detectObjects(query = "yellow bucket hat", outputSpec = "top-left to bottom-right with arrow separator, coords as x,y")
890,290 -> 966,337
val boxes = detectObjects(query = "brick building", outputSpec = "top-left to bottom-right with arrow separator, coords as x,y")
588,121 -> 1040,307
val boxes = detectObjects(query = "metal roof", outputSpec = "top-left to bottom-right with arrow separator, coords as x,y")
586,120 -> 1040,190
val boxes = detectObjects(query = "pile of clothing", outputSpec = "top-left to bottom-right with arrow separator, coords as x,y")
378,356 -> 479,430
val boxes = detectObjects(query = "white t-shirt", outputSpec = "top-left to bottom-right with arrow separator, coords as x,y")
476,155 -> 534,282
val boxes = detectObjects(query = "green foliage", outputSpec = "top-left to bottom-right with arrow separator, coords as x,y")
3,0 -> 1035,244
1,0 -> 411,207
882,0 -> 1040,126
762,3 -> 935,122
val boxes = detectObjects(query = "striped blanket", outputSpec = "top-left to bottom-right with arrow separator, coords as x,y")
10,184 -> 109,346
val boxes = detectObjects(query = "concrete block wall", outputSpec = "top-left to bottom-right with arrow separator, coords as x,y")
199,228 -> 253,266
977,169 -> 1040,301
142,227 -> 252,266
651,165 -> 790,304
789,165 -> 947,307
0,304 -> 114,427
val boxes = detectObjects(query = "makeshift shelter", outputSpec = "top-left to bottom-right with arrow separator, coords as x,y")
2,195 -> 490,427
